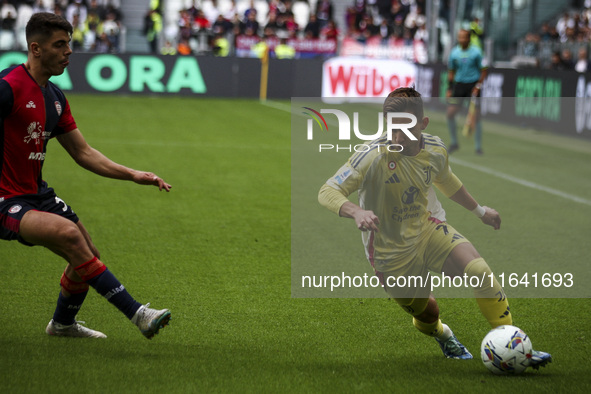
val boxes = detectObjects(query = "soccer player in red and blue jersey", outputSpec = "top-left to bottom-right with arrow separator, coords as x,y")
0,13 -> 171,339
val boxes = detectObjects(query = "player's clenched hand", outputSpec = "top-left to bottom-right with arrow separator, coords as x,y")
132,171 -> 172,192
353,209 -> 380,232
481,206 -> 500,230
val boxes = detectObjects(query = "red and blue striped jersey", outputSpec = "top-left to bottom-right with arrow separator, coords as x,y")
0,64 -> 77,200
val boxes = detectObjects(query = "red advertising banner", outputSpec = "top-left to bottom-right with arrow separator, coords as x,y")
340,37 -> 428,64
234,36 -> 337,58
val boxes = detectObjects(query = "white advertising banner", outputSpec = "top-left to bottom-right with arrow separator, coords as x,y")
322,57 -> 418,98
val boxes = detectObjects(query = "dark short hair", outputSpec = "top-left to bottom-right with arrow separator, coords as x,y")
26,12 -> 73,46
383,87 -> 424,119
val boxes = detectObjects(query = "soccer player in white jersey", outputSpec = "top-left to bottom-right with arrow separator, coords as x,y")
318,87 -> 551,367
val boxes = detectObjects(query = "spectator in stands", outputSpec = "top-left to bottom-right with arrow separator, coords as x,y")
377,0 -> 391,21
274,37 -> 296,59
304,13 -> 321,38
176,37 -> 191,55
161,39 -> 177,55
66,0 -> 88,28
549,51 -> 567,70
0,0 -> 17,20
212,31 -> 230,56
266,12 -> 285,36
88,0 -> 106,20
193,9 -> 211,32
392,14 -> 405,39
262,26 -> 276,40
0,5 -> 17,50
575,47 -> 591,73
144,7 -> 162,54
186,0 -> 199,19
224,0 -> 238,20
351,0 -> 366,30
563,26 -> 577,42
241,11 -> 260,36
378,18 -> 392,42
316,0 -> 334,29
33,0 -> 52,14
244,0 -> 257,20
268,0 -> 285,17
95,31 -> 112,53
414,23 -> 428,43
212,14 -> 234,36
469,16 -> 484,48
575,47 -> 590,72
320,19 -> 339,41
556,12 -> 574,41
105,0 -> 123,23
561,48 -> 575,69
283,13 -> 299,37
522,32 -> 540,57
71,13 -> 85,51
204,0 -> 220,24
359,14 -> 379,38
390,0 -> 408,24
538,22 -> 554,41
178,9 -> 192,42
251,37 -> 268,59
405,4 -> 426,34
84,17 -> 99,51
53,3 -> 65,17
103,12 -> 120,52
345,6 -> 358,32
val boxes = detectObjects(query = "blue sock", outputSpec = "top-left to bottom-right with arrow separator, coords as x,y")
52,290 -> 88,325
86,269 -> 142,320
447,117 -> 457,145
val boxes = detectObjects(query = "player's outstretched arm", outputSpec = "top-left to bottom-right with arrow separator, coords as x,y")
449,185 -> 500,230
57,129 -> 172,192
318,184 -> 379,232
339,201 -> 380,232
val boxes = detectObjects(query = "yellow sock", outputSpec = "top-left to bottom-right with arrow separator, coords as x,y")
464,258 -> 512,327
413,317 -> 444,337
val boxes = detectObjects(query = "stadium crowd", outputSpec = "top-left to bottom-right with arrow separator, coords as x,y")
0,0 -> 123,53
162,0 -> 432,57
517,5 -> 591,71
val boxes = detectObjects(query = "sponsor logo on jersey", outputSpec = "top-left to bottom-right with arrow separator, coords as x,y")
54,101 -> 62,116
28,152 -> 46,161
8,205 -> 22,214
401,186 -> 419,204
335,168 -> 352,185
24,122 -> 51,144
26,101 -> 36,108
385,173 -> 400,184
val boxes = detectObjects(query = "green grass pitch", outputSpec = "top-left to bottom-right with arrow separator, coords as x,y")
0,95 -> 590,393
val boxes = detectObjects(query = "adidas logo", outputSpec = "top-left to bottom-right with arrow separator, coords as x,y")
385,174 -> 400,184
26,101 -> 36,108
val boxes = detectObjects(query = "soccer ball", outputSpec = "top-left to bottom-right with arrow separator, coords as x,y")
481,325 -> 533,375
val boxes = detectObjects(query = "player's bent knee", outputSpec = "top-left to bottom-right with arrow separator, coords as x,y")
55,222 -> 86,248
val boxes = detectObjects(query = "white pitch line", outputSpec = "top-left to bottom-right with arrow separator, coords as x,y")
450,157 -> 591,207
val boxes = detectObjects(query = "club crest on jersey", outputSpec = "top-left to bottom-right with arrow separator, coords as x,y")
388,161 -> 396,170
24,122 -> 50,144
54,101 -> 62,116
8,205 -> 22,214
